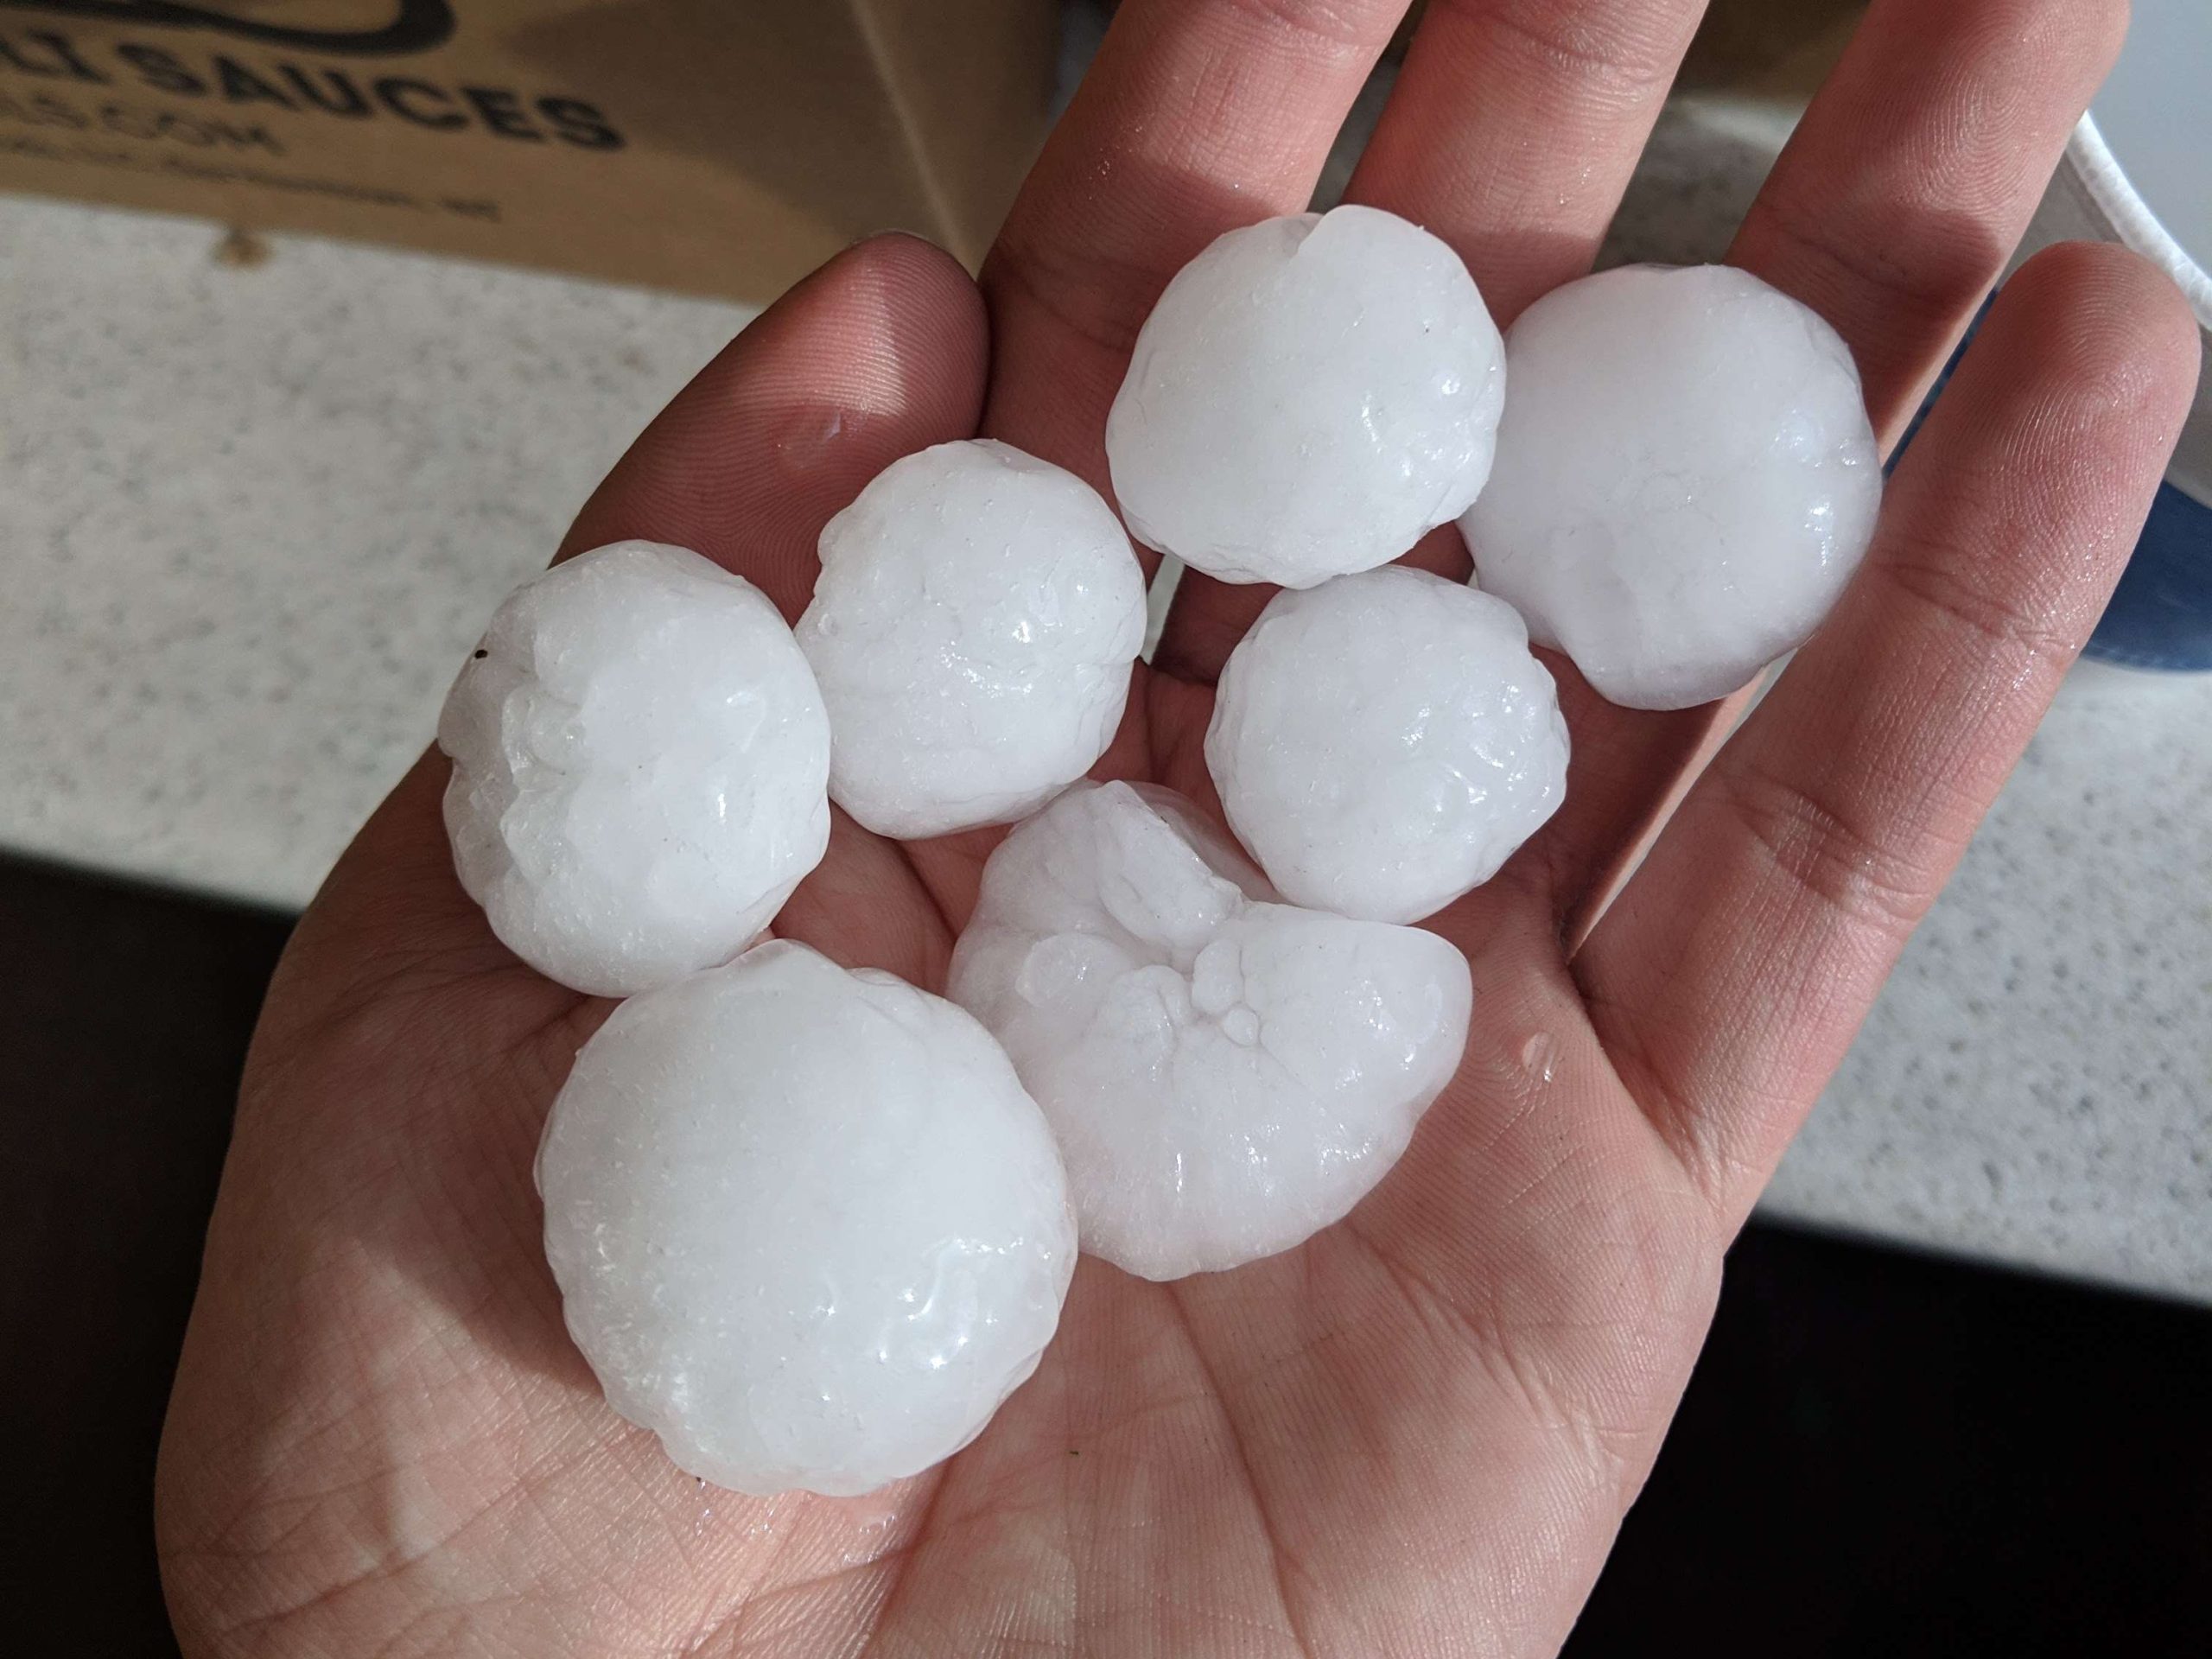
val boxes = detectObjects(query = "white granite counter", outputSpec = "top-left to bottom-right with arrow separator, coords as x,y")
3,94 -> 2206,1304
0,195 -> 753,906
1765,663 -> 2211,1302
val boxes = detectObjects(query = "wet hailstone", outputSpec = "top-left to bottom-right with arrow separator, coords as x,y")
1461,263 -> 1883,710
537,940 -> 1077,1497
1206,565 -> 1570,924
949,781 -> 1472,1281
1106,204 -> 1506,588
439,541 -> 830,997
797,440 -> 1147,839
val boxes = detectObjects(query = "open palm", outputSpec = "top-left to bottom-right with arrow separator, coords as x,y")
156,2 -> 2196,1654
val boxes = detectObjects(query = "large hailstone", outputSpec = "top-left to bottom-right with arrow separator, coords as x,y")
797,440 -> 1147,839
1206,567 -> 1569,925
949,782 -> 1472,1281
1105,205 -> 1505,588
537,940 -> 1076,1497
1461,264 -> 1883,711
439,541 -> 830,998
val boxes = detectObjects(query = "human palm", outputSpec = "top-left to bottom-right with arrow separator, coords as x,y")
156,2 -> 2196,1654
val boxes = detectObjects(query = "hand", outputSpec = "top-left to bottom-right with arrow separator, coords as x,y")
156,2 -> 2197,1653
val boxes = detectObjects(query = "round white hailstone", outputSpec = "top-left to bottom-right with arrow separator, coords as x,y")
1460,264 -> 1883,711
797,440 -> 1147,839
1105,205 -> 1506,588
439,541 -> 830,998
537,940 -> 1077,1497
948,781 -> 1472,1281
1205,567 -> 1570,925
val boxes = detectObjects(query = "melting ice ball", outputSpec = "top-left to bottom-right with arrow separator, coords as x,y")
949,781 -> 1472,1281
1106,205 -> 1505,588
537,940 -> 1077,1497
1207,567 -> 1569,925
439,541 -> 830,997
1461,264 -> 1883,711
797,440 -> 1147,839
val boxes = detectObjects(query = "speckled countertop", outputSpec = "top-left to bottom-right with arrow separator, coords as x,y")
3,88 -> 2206,1305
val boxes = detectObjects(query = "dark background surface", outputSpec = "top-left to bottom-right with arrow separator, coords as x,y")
3,850 -> 2207,1656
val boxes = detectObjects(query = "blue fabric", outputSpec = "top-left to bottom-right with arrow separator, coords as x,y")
2085,480 -> 2212,670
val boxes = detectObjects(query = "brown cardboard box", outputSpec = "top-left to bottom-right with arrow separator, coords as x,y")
0,1 -> 1058,299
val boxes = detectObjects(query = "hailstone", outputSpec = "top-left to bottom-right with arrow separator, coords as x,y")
797,440 -> 1147,839
537,940 -> 1076,1497
1105,205 -> 1506,588
1460,263 -> 1883,711
949,781 -> 1472,1281
439,541 -> 830,998
1206,567 -> 1569,925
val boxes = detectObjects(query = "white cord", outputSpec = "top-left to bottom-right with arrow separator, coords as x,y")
2069,113 -> 2212,332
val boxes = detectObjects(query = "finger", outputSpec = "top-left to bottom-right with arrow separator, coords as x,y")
1732,0 -> 2131,438
1355,0 -> 1712,324
1535,0 -> 2136,936
1152,0 -> 1712,686
981,0 -> 1407,498
1574,243 -> 2202,1230
562,232 -> 989,620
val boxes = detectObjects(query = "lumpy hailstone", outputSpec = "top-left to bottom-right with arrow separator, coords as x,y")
440,541 -> 830,997
1207,567 -> 1569,925
1461,264 -> 1883,710
950,782 -> 1472,1281
538,941 -> 1076,1497
798,440 -> 1147,839
1106,205 -> 1505,588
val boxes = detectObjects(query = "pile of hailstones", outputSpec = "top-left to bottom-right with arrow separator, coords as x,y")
442,207 -> 1882,1497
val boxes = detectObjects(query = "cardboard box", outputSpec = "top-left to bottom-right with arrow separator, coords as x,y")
0,1 -> 1058,299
